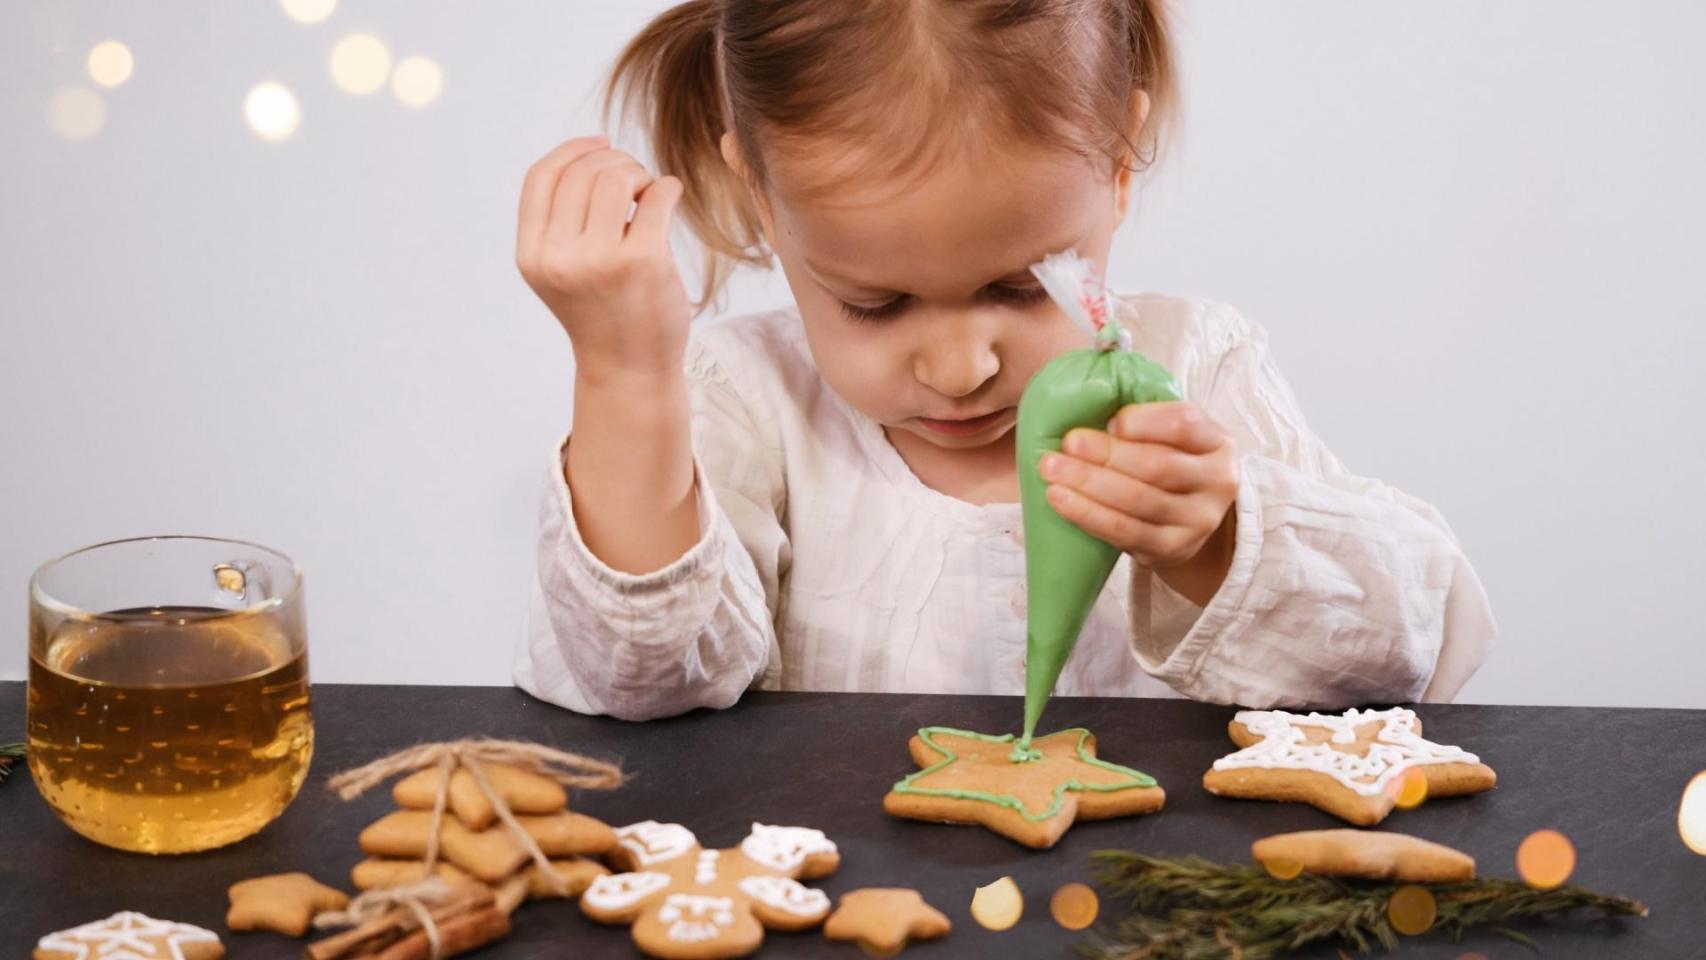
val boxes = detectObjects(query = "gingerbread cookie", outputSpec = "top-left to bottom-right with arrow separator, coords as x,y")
1252,829 -> 1476,883
524,858 -> 610,899
36,912 -> 224,960
582,821 -> 839,959
351,857 -> 474,890
1202,707 -> 1496,825
823,889 -> 950,954
883,727 -> 1164,849
226,872 -> 349,936
393,763 -> 568,830
359,809 -> 618,881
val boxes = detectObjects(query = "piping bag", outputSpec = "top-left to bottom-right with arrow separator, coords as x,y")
1012,251 -> 1181,761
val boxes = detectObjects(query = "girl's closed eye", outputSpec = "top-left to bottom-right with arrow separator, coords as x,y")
838,283 -> 1052,324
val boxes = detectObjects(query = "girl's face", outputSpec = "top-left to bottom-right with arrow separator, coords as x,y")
740,137 -> 1133,455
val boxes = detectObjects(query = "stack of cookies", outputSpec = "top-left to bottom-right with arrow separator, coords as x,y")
353,761 -> 617,903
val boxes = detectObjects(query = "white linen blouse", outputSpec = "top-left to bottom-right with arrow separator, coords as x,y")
513,293 -> 1493,721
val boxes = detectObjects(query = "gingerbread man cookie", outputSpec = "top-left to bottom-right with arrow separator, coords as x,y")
884,727 -> 1164,849
1202,707 -> 1497,825
36,912 -> 223,960
582,821 -> 840,959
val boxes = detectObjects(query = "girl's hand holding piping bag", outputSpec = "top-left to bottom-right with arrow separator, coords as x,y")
1039,402 -> 1240,607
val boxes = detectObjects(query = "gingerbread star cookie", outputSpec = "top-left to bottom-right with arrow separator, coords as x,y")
1202,707 -> 1497,825
582,820 -> 840,959
823,889 -> 951,954
392,763 -> 568,830
883,727 -> 1165,849
36,911 -> 224,960
227,872 -> 350,936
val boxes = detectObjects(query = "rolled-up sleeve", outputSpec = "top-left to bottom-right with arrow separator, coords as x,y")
1129,306 -> 1494,707
514,343 -> 789,720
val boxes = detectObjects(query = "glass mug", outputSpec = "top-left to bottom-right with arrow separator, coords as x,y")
26,536 -> 313,853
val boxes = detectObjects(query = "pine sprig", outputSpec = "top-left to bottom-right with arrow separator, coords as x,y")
0,743 -> 23,784
1082,851 -> 1647,960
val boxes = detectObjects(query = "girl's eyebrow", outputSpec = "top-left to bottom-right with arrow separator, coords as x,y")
803,242 -> 1078,296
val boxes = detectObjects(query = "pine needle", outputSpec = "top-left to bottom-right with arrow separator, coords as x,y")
0,743 -> 23,784
1081,851 -> 1647,960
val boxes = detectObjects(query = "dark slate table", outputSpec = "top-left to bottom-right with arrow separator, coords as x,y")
2,683 -> 1703,958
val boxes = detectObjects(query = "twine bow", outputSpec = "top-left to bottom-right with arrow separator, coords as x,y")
312,879 -> 457,960
327,738 -> 625,893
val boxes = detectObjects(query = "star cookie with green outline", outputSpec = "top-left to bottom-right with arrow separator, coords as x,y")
883,727 -> 1165,848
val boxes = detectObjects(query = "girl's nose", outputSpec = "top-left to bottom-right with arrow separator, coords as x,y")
913,328 -> 1001,400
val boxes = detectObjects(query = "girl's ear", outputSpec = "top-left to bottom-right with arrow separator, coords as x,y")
1113,90 -> 1152,223
720,132 -> 778,247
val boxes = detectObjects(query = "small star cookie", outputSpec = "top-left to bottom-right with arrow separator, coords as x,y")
1202,707 -> 1497,825
35,911 -> 224,960
883,727 -> 1165,849
582,821 -> 839,959
227,872 -> 350,936
823,889 -> 951,954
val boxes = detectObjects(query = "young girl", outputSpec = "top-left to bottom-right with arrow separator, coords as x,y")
512,0 -> 1493,721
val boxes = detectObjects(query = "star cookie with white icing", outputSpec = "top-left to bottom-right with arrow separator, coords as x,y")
1202,707 -> 1496,825
581,821 -> 840,959
35,911 -> 224,960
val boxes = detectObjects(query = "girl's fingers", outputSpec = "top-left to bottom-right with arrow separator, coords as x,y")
585,164 -> 656,244
1040,453 -> 1196,526
541,149 -> 640,251
1109,402 -> 1225,455
517,136 -> 609,256
1060,429 -> 1210,493
1045,485 -> 1198,561
625,175 -> 683,248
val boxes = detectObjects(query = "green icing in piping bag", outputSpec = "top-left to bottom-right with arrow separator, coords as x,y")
1013,251 -> 1181,761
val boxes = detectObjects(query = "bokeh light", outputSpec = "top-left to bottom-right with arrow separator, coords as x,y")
87,41 -> 134,88
1679,771 -> 1706,856
46,87 -> 105,141
970,876 -> 1022,932
329,33 -> 391,95
1387,767 -> 1429,810
1386,885 -> 1437,936
244,82 -> 301,142
391,55 -> 443,108
281,0 -> 338,24
1516,828 -> 1576,889
1048,882 -> 1098,930
1262,856 -> 1304,880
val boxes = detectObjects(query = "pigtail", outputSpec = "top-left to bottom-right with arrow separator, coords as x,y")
606,0 -> 768,311
1121,0 -> 1177,169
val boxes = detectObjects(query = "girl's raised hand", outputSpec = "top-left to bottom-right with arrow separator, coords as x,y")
1038,401 -> 1240,588
516,136 -> 690,386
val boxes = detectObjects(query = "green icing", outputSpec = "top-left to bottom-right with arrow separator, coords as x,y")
1015,345 -> 1181,750
891,726 -> 1156,823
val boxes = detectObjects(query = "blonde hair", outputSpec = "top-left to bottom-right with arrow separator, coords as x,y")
607,0 -> 1177,309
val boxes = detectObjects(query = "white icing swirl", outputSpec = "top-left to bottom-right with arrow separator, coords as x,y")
738,875 -> 832,918
739,823 -> 837,872
583,871 -> 672,911
659,894 -> 736,942
616,820 -> 698,866
1211,707 -> 1478,797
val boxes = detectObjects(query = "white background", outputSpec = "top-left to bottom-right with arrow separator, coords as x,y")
2,2 -> 1702,706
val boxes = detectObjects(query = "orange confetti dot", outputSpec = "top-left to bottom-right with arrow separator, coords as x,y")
1386,884 -> 1437,936
1516,828 -> 1576,889
1049,882 -> 1099,930
1387,767 -> 1429,809
1262,857 -> 1304,880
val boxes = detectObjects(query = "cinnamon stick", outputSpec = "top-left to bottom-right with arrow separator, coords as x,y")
305,885 -> 495,960
370,906 -> 511,960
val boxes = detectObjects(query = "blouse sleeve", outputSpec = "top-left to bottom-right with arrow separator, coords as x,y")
1127,304 -> 1494,707
513,343 -> 789,721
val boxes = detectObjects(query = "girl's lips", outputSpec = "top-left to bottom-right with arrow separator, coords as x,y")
918,407 -> 1013,437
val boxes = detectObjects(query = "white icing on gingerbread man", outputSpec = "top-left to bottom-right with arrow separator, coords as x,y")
1212,707 -> 1480,797
582,822 -> 840,959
